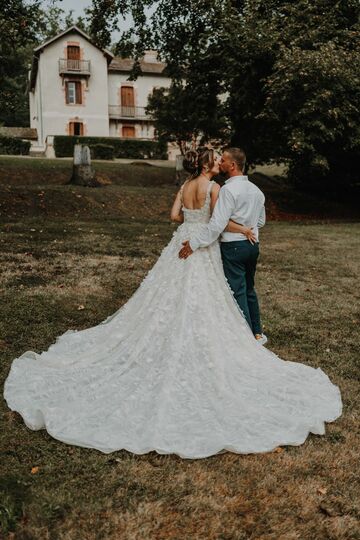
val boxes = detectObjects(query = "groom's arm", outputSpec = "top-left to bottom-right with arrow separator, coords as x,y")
189,187 -> 236,251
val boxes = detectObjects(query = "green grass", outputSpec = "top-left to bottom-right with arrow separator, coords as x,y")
0,158 -> 359,539
0,156 -> 174,186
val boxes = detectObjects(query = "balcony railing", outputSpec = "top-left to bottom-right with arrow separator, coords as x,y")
108,105 -> 150,120
58,58 -> 91,75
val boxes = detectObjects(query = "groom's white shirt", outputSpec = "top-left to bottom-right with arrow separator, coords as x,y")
189,175 -> 266,251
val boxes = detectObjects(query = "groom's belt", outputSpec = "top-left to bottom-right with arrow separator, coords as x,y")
220,240 -> 259,246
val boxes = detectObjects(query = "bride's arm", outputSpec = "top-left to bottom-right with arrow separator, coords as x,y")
170,190 -> 184,223
225,220 -> 257,243
225,220 -> 250,233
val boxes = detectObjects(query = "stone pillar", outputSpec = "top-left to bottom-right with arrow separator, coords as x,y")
70,144 -> 98,186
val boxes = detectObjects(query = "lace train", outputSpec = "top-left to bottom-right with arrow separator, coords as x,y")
3,183 -> 342,458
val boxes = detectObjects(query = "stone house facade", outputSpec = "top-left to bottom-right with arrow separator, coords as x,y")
29,26 -> 173,157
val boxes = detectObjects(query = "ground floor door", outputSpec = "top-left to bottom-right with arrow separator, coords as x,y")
69,122 -> 84,136
122,125 -> 135,138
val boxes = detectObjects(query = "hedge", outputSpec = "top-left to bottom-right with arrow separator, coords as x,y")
89,144 -> 115,160
0,136 -> 31,155
53,136 -> 167,159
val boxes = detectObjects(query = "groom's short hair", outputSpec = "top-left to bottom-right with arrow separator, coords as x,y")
224,147 -> 246,171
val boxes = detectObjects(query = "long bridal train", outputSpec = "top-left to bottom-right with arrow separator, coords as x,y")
4,184 -> 342,459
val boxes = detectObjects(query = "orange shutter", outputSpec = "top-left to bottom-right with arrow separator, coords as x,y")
67,46 -> 80,60
121,86 -> 135,107
122,126 -> 135,138
75,82 -> 82,104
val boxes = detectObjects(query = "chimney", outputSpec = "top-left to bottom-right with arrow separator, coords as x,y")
143,50 -> 159,63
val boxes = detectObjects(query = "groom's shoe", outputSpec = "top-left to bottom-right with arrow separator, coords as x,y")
255,333 -> 268,346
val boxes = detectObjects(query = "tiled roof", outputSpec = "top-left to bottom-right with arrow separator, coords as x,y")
109,57 -> 167,75
34,26 -> 113,61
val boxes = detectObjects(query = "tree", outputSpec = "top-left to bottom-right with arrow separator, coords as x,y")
90,0 -> 360,190
261,43 -> 360,189
224,0 -> 360,189
37,4 -> 88,41
146,1 -> 231,150
87,0 -> 152,54
256,1 -> 360,189
147,83 -> 228,155
0,0 -> 44,126
0,0 -> 88,127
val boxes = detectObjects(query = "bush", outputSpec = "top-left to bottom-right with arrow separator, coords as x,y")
0,136 -> 30,155
89,144 -> 115,160
53,136 -> 167,160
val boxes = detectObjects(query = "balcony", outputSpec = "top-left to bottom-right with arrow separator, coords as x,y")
58,58 -> 91,76
108,105 -> 150,120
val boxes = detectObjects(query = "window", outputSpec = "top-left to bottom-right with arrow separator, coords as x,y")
69,122 -> 84,136
66,81 -> 82,104
140,123 -> 150,138
122,126 -> 135,138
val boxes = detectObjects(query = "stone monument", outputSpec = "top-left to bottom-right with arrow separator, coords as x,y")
70,144 -> 99,187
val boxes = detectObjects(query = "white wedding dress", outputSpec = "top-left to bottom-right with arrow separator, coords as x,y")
4,181 -> 342,458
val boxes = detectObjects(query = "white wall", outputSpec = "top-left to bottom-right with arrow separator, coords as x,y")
29,73 -> 40,146
32,32 -> 110,146
109,120 -> 155,139
108,72 -> 171,110
108,72 -> 170,140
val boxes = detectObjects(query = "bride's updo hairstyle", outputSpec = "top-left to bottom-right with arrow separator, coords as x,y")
183,147 -> 215,178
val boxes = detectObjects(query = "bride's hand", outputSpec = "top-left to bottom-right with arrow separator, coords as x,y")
243,227 -> 256,245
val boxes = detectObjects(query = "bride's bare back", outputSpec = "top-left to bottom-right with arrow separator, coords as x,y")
182,177 -> 213,210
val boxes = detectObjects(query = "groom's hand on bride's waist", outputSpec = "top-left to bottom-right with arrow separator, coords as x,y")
179,241 -> 193,259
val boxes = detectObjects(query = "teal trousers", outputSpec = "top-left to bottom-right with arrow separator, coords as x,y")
220,240 -> 262,335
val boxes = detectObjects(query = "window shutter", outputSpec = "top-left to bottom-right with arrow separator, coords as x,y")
121,86 -> 135,107
75,82 -> 82,104
65,82 -> 69,104
67,46 -> 80,60
122,126 -> 135,138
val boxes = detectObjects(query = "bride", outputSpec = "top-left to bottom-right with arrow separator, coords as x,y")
3,147 -> 342,459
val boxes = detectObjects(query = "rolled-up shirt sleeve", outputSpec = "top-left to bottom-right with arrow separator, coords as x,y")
189,187 -> 235,251
257,204 -> 266,228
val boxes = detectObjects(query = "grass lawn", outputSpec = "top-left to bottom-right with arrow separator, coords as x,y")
0,158 -> 359,539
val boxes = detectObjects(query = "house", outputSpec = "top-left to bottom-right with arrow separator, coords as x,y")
28,26 -> 174,158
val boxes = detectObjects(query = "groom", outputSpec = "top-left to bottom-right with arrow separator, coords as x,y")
179,147 -> 267,344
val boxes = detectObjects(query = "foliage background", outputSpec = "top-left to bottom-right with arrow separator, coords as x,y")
1,1 -> 359,190
90,0 -> 360,191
